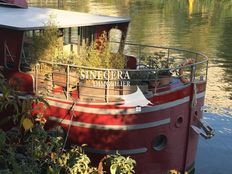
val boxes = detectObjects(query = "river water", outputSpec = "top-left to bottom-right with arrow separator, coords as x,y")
28,0 -> 232,173
196,112 -> 232,174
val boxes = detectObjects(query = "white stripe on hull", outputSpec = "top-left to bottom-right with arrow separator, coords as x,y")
49,117 -> 171,130
83,147 -> 147,155
197,91 -> 205,99
47,92 -> 205,115
48,97 -> 189,115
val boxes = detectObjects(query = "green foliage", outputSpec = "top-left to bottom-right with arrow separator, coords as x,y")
0,72 -> 48,127
54,146 -> 98,174
80,31 -> 126,69
0,129 -> 6,150
0,120 -> 99,174
142,51 -> 175,70
99,154 -> 136,174
0,73 -> 136,174
26,125 -> 62,159
141,51 -> 177,80
0,127 -> 41,173
31,18 -> 126,70
108,154 -> 136,174
31,15 -> 63,63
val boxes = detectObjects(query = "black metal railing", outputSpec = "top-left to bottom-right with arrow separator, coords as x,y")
31,44 -> 208,103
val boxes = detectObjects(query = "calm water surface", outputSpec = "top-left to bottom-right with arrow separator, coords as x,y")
28,0 -> 232,173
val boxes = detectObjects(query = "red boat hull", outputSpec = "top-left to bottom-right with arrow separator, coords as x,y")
43,82 -> 206,173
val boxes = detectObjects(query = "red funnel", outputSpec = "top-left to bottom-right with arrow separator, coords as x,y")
0,0 -> 28,8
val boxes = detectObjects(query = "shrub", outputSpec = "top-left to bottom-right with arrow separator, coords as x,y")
0,73 -> 136,174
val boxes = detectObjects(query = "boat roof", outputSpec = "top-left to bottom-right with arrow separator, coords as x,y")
0,0 -> 28,8
0,6 -> 130,30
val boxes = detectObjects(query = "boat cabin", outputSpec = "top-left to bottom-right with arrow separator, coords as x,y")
0,5 -> 130,96
0,6 -> 130,64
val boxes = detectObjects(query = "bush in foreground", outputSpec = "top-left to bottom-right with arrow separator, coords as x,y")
0,75 -> 136,174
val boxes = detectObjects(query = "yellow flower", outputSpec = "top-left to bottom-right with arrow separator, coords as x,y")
22,118 -> 33,131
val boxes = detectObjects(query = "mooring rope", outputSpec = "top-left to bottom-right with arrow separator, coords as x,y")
191,82 -> 197,108
62,101 -> 76,151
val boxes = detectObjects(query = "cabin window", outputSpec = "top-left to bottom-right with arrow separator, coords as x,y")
71,26 -> 95,45
79,26 -> 95,46
109,28 -> 122,53
63,28 -> 71,44
25,30 -> 33,38
20,27 -> 96,71
33,30 -> 42,36
71,27 -> 78,44
20,31 -> 34,71
63,26 -> 95,54
63,27 -> 78,53
4,41 -> 16,69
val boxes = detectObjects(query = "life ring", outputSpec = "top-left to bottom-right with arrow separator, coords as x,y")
179,58 -> 193,83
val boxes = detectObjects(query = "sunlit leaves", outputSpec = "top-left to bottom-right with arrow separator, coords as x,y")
105,154 -> 136,174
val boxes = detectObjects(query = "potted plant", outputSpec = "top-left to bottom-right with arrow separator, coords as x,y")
75,31 -> 129,101
147,71 -> 159,88
143,51 -> 175,87
123,70 -> 149,93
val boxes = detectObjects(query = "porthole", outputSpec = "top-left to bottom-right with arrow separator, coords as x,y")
175,116 -> 183,128
152,134 -> 167,151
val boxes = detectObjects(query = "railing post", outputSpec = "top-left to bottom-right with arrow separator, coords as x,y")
35,63 -> 39,94
191,53 -> 198,82
190,65 -> 194,83
206,59 -> 209,81
106,69 -> 110,103
154,69 -> 159,94
66,65 -> 70,100
138,45 -> 142,69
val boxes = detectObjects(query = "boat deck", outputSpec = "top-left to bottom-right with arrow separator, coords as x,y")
22,43 -> 208,104
35,72 -> 186,103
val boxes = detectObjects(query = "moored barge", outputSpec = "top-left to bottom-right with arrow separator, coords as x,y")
0,1 -> 214,173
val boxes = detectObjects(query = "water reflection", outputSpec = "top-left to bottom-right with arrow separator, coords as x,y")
28,0 -> 232,111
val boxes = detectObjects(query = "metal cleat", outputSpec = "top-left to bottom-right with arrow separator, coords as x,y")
191,118 -> 215,139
